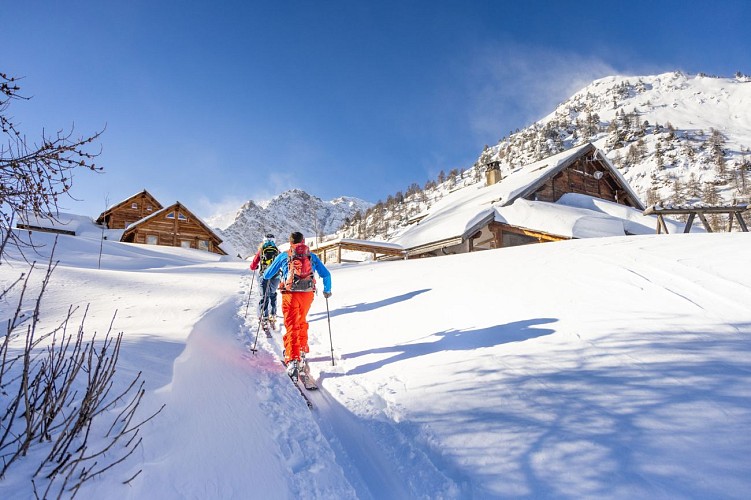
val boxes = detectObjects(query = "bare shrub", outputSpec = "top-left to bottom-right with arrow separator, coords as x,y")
1,71 -> 163,497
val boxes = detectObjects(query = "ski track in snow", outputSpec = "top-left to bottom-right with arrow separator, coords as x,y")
582,244 -> 751,325
238,275 -> 462,500
236,277 -> 357,500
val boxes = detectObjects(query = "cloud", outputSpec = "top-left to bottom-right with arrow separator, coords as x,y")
195,195 -> 247,221
467,44 -> 619,142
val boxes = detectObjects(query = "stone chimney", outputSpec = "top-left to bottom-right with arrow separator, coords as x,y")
485,160 -> 502,186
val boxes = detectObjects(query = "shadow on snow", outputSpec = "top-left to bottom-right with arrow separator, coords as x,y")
339,318 -> 558,375
308,288 -> 431,322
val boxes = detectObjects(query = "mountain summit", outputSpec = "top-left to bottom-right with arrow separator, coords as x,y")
208,189 -> 371,258
479,71 -> 751,205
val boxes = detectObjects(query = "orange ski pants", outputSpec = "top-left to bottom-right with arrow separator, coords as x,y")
281,291 -> 314,363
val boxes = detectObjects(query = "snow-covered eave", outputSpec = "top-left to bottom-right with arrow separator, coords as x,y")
404,236 -> 465,256
122,205 -> 171,232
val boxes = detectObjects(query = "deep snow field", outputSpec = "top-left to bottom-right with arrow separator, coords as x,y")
1,228 -> 750,499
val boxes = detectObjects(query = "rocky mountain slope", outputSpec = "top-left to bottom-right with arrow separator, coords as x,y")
208,189 -> 371,258
338,71 -> 751,241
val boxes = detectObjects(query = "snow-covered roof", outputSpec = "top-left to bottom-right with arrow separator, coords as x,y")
309,237 -> 404,251
98,189 -> 162,218
495,198 -> 625,239
16,211 -> 95,236
391,193 -> 494,249
557,193 -> 705,235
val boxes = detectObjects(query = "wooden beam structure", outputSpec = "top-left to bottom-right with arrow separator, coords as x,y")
643,204 -> 749,233
311,239 -> 406,263
16,223 -> 76,236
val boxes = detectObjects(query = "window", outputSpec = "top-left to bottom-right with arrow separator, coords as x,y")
166,212 -> 175,219
147,205 -> 153,211
501,232 -> 538,248
180,240 -> 191,249
198,240 -> 209,251
178,213 -> 187,221
131,202 -> 138,209
146,235 -> 158,245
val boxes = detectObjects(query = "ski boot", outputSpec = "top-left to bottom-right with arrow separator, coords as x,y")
285,359 -> 299,381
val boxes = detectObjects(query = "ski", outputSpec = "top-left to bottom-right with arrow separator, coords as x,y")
281,360 -> 313,409
292,378 -> 314,409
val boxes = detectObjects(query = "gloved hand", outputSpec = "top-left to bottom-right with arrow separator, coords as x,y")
323,291 -> 332,298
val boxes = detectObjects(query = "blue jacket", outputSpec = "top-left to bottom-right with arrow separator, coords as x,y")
263,249 -> 332,293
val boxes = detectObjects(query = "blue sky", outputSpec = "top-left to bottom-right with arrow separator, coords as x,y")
3,1 -> 750,219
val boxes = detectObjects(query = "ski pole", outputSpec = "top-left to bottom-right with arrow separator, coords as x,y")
251,278 -> 271,354
325,296 -> 334,366
244,270 -> 257,319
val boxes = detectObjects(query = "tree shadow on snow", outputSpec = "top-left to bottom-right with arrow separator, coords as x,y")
308,288 -> 431,322
339,318 -> 557,375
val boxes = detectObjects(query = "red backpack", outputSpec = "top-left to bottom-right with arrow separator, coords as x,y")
283,243 -> 316,292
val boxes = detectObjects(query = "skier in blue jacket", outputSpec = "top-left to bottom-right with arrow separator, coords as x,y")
263,232 -> 331,380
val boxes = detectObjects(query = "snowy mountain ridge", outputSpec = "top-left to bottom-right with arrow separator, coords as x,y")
207,188 -> 372,257
337,71 -> 751,242
521,71 -> 751,204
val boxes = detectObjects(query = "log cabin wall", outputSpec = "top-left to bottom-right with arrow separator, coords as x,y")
122,205 -> 225,255
527,158 -> 629,206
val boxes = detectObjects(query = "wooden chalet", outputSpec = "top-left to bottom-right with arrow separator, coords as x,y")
120,202 -> 227,255
96,190 -> 163,229
392,143 -> 647,258
480,142 -> 644,250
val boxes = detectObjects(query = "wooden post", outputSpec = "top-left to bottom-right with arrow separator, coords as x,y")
657,215 -> 669,234
697,213 -> 713,232
737,212 -> 749,232
683,213 -> 695,233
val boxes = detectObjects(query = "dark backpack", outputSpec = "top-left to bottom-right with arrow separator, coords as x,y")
259,242 -> 279,272
284,243 -> 315,292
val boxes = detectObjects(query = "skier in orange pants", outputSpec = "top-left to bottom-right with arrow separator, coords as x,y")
262,231 -> 332,379
281,290 -> 314,361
